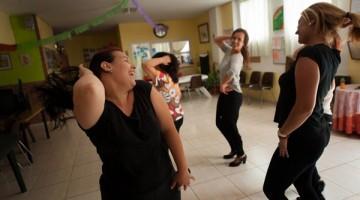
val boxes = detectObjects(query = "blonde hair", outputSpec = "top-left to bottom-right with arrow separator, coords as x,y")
302,2 -> 360,41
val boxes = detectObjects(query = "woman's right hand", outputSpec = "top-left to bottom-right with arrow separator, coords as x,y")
220,83 -> 233,94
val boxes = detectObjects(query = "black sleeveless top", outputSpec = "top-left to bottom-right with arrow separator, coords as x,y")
274,44 -> 340,128
83,80 -> 174,195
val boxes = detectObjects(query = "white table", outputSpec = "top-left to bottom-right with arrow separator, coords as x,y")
178,74 -> 211,98
333,84 -> 360,135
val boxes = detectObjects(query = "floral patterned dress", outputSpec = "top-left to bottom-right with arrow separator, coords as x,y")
155,72 -> 184,121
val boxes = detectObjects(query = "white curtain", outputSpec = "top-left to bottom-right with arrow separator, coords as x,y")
238,0 -> 270,56
283,0 -> 331,55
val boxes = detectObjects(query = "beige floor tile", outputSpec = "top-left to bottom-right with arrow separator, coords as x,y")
321,177 -> 353,200
190,162 -> 223,185
66,190 -> 101,200
32,167 -> 72,189
191,177 -> 246,200
322,164 -> 360,194
182,188 -> 199,200
66,174 -> 100,198
247,189 -> 298,200
74,151 -> 100,166
345,194 -> 360,200
227,168 -> 266,196
71,161 -> 101,180
26,182 -> 68,200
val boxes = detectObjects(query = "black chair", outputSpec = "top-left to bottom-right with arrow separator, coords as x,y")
240,71 -> 246,87
0,89 -> 19,118
242,71 -> 261,103
0,123 -> 27,193
243,71 -> 261,89
249,72 -> 275,105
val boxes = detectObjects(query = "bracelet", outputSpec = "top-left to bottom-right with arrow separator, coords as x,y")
277,129 -> 288,139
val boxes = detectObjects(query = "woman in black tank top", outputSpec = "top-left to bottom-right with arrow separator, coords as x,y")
37,48 -> 194,199
263,3 -> 360,200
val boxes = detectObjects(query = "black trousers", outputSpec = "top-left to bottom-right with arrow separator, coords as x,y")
174,117 -> 183,133
216,92 -> 244,156
311,114 -> 332,198
263,118 -> 328,200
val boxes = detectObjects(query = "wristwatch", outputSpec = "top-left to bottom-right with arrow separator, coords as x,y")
277,129 -> 288,139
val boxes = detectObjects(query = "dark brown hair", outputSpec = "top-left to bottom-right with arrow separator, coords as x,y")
152,52 -> 180,83
232,28 -> 250,67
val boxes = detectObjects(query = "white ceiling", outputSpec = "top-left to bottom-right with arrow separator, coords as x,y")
0,0 -> 231,32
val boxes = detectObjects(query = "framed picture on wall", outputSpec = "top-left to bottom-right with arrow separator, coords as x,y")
348,41 -> 360,60
198,23 -> 210,43
0,53 -> 12,70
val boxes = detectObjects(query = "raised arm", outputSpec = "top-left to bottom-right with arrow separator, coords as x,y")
73,65 -> 105,129
142,56 -> 171,81
150,87 -> 193,190
214,35 -> 231,50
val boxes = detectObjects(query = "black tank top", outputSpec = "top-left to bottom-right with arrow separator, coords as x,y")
274,44 -> 340,128
82,80 -> 174,195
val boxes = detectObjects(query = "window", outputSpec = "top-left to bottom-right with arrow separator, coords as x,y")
131,40 -> 193,78
237,0 -> 270,56
171,40 -> 193,65
283,0 -> 331,54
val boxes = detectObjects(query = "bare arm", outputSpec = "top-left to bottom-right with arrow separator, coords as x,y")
214,35 -> 231,50
73,65 -> 105,129
142,56 -> 170,81
150,87 -> 191,188
279,57 -> 320,136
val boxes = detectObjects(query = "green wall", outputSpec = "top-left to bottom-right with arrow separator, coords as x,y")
0,15 -> 45,86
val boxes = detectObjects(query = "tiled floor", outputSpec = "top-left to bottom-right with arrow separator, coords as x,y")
1,94 -> 360,200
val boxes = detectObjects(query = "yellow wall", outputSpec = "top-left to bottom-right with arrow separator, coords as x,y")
119,14 -> 212,76
63,29 -> 118,66
194,12 -> 212,70
0,12 -> 15,44
119,19 -> 198,75
348,59 -> 360,84
36,16 -> 54,49
219,2 -> 233,33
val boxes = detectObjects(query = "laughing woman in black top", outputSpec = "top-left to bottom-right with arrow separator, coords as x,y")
263,3 -> 360,200
37,48 -> 193,199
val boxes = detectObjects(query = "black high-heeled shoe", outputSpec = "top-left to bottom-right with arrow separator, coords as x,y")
229,154 -> 247,167
223,151 -> 237,159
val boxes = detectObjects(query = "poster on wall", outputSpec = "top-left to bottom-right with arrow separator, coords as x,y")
272,36 -> 285,64
273,5 -> 284,32
20,54 -> 31,66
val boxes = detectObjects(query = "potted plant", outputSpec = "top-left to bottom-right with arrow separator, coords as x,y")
204,70 -> 220,94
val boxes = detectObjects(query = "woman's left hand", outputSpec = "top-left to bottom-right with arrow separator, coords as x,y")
170,170 -> 195,191
278,138 -> 289,158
